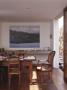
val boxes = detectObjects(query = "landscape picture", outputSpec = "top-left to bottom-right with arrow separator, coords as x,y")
9,25 -> 40,48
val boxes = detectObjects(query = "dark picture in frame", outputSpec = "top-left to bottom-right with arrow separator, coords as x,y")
9,25 -> 40,48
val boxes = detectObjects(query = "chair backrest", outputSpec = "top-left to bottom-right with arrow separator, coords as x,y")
8,57 -> 20,74
20,60 -> 32,74
47,51 -> 56,66
20,60 -> 32,82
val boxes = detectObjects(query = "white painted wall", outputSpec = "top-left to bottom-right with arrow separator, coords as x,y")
50,21 -> 54,50
0,22 -> 52,50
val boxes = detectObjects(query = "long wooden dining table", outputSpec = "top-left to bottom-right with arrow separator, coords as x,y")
0,55 -> 36,84
0,55 -> 36,66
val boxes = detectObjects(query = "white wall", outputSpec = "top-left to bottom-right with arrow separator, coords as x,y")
0,22 -> 52,50
50,21 -> 54,50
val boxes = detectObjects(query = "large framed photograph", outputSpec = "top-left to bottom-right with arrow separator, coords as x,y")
9,25 -> 40,48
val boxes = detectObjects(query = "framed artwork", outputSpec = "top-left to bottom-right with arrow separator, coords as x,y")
9,25 -> 40,48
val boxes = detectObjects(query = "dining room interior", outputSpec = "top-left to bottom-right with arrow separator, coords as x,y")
0,0 -> 67,90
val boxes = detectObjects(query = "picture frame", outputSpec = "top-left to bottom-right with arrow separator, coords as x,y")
9,25 -> 40,48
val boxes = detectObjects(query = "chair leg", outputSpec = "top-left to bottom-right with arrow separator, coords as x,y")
50,71 -> 52,80
8,75 -> 21,90
8,75 -> 11,90
19,75 -> 21,89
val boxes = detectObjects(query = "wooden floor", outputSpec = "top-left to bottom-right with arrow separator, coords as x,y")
52,69 -> 67,90
0,68 -> 67,90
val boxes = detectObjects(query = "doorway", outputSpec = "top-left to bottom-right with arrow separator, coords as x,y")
53,16 -> 64,69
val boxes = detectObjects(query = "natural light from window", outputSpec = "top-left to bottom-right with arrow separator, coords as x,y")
58,16 -> 64,69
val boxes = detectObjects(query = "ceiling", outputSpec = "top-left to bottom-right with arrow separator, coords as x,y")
0,0 -> 67,22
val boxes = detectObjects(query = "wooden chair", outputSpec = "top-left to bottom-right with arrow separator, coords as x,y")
37,51 -> 56,83
8,57 -> 20,90
20,60 -> 32,83
47,51 -> 55,67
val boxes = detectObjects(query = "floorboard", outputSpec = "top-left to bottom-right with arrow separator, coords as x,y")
0,68 -> 67,90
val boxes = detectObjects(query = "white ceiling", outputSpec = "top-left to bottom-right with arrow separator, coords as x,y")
0,0 -> 67,22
